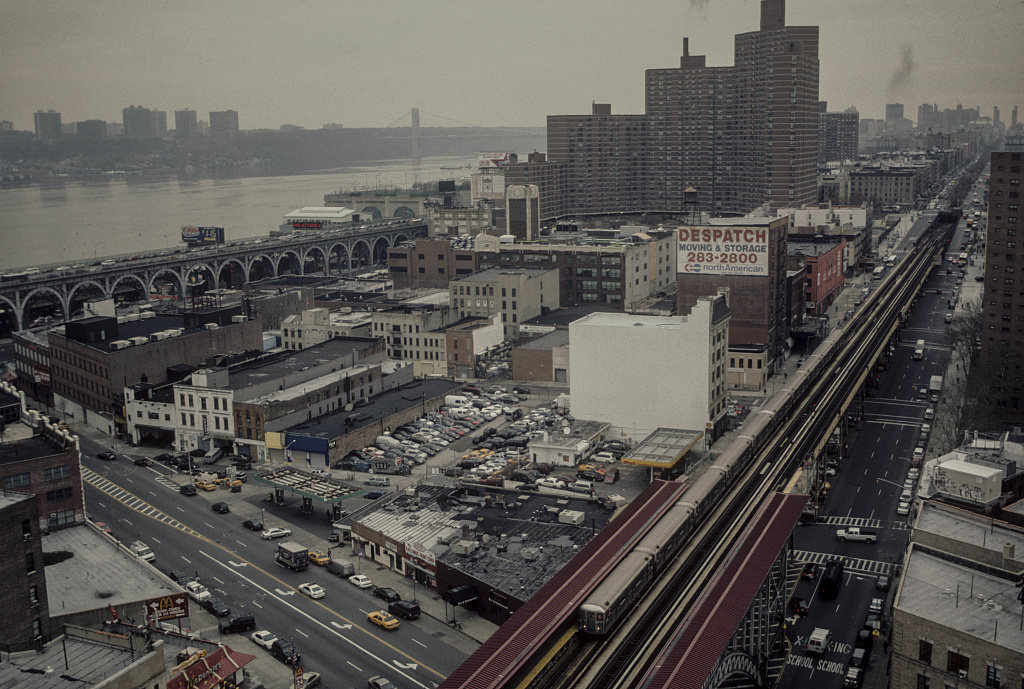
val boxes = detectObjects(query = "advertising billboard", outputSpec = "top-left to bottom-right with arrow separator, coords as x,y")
290,220 -> 323,230
478,152 -> 511,169
181,226 -> 225,245
677,226 -> 769,276
146,593 -> 189,621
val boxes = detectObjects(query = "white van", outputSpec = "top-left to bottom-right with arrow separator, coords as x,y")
807,627 -> 831,655
571,480 -> 594,494
131,540 -> 155,562
364,475 -> 391,487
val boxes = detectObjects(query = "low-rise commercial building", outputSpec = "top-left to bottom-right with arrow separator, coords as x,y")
788,237 -> 846,315
387,237 -> 481,290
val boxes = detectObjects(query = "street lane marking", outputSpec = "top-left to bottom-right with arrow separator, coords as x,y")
412,638 -> 427,648
181,556 -> 191,563
80,467 -> 198,536
347,661 -> 363,672
295,628 -> 309,638
198,551 -> 440,686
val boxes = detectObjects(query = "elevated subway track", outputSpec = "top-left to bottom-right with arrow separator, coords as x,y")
440,214 -> 955,689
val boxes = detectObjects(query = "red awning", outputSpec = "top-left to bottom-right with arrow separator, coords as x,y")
167,645 -> 256,689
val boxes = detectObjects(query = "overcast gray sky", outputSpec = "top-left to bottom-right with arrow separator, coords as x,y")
1,0 -> 1021,131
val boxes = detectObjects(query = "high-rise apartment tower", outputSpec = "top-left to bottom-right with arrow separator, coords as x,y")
511,0 -> 819,216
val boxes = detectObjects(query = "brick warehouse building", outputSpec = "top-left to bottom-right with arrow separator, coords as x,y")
48,306 -> 263,438
676,217 -> 791,373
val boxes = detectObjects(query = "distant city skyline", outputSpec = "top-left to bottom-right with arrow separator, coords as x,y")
1,0 -> 1020,132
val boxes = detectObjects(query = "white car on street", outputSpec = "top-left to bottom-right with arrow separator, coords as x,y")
251,630 -> 278,649
261,527 -> 292,540
298,582 -> 326,599
349,574 -> 372,589
897,501 -> 910,516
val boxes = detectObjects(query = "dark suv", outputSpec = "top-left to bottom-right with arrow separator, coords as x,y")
388,600 -> 420,620
270,639 -> 301,665
218,614 -> 256,634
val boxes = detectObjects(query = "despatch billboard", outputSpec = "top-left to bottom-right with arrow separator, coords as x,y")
677,226 -> 769,276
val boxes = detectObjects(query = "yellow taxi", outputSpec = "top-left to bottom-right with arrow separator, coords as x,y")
367,610 -> 400,630
308,550 -> 331,566
194,479 -> 217,491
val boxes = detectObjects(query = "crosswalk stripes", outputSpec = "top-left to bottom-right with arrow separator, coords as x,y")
81,467 -> 199,536
154,475 -> 179,491
820,515 -> 908,531
792,549 -> 894,577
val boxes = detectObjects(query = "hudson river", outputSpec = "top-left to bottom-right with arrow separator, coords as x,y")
0,155 -> 473,271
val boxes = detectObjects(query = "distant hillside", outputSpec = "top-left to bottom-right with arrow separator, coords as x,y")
0,126 -> 547,176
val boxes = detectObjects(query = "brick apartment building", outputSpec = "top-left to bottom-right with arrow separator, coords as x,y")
507,0 -> 819,216
981,138 -> 1024,418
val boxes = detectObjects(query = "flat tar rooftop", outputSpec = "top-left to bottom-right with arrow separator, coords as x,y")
43,524 -> 178,616
897,543 -> 1024,652
288,379 -> 461,439
0,627 -> 145,689
228,337 -> 379,393
358,485 -> 613,600
0,433 -> 67,466
916,501 -> 1024,560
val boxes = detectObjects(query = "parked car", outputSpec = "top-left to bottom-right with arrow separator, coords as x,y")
242,519 -> 264,531
219,614 -> 256,634
270,639 -> 301,665
789,597 -> 809,615
179,484 -> 197,496
211,502 -> 230,514
368,676 -> 396,689
250,630 -> 278,649
868,597 -> 884,614
308,550 -> 331,566
261,527 -> 291,540
349,574 -> 372,589
373,586 -> 401,603
202,597 -> 231,617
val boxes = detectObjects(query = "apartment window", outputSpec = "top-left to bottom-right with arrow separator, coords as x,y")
188,394 -> 194,407
181,413 -> 187,425
3,472 -> 31,490
46,487 -> 73,502
919,640 -> 932,664
200,397 -> 207,410
179,393 -> 186,406
29,585 -> 38,605
26,552 -> 35,574
985,662 -> 1001,688
915,675 -> 929,689
946,651 -> 969,675
43,465 -> 70,481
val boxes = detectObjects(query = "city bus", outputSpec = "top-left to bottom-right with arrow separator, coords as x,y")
872,266 -> 885,280
913,339 -> 925,360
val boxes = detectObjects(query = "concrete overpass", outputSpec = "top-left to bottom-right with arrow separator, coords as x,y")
0,219 -> 427,330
